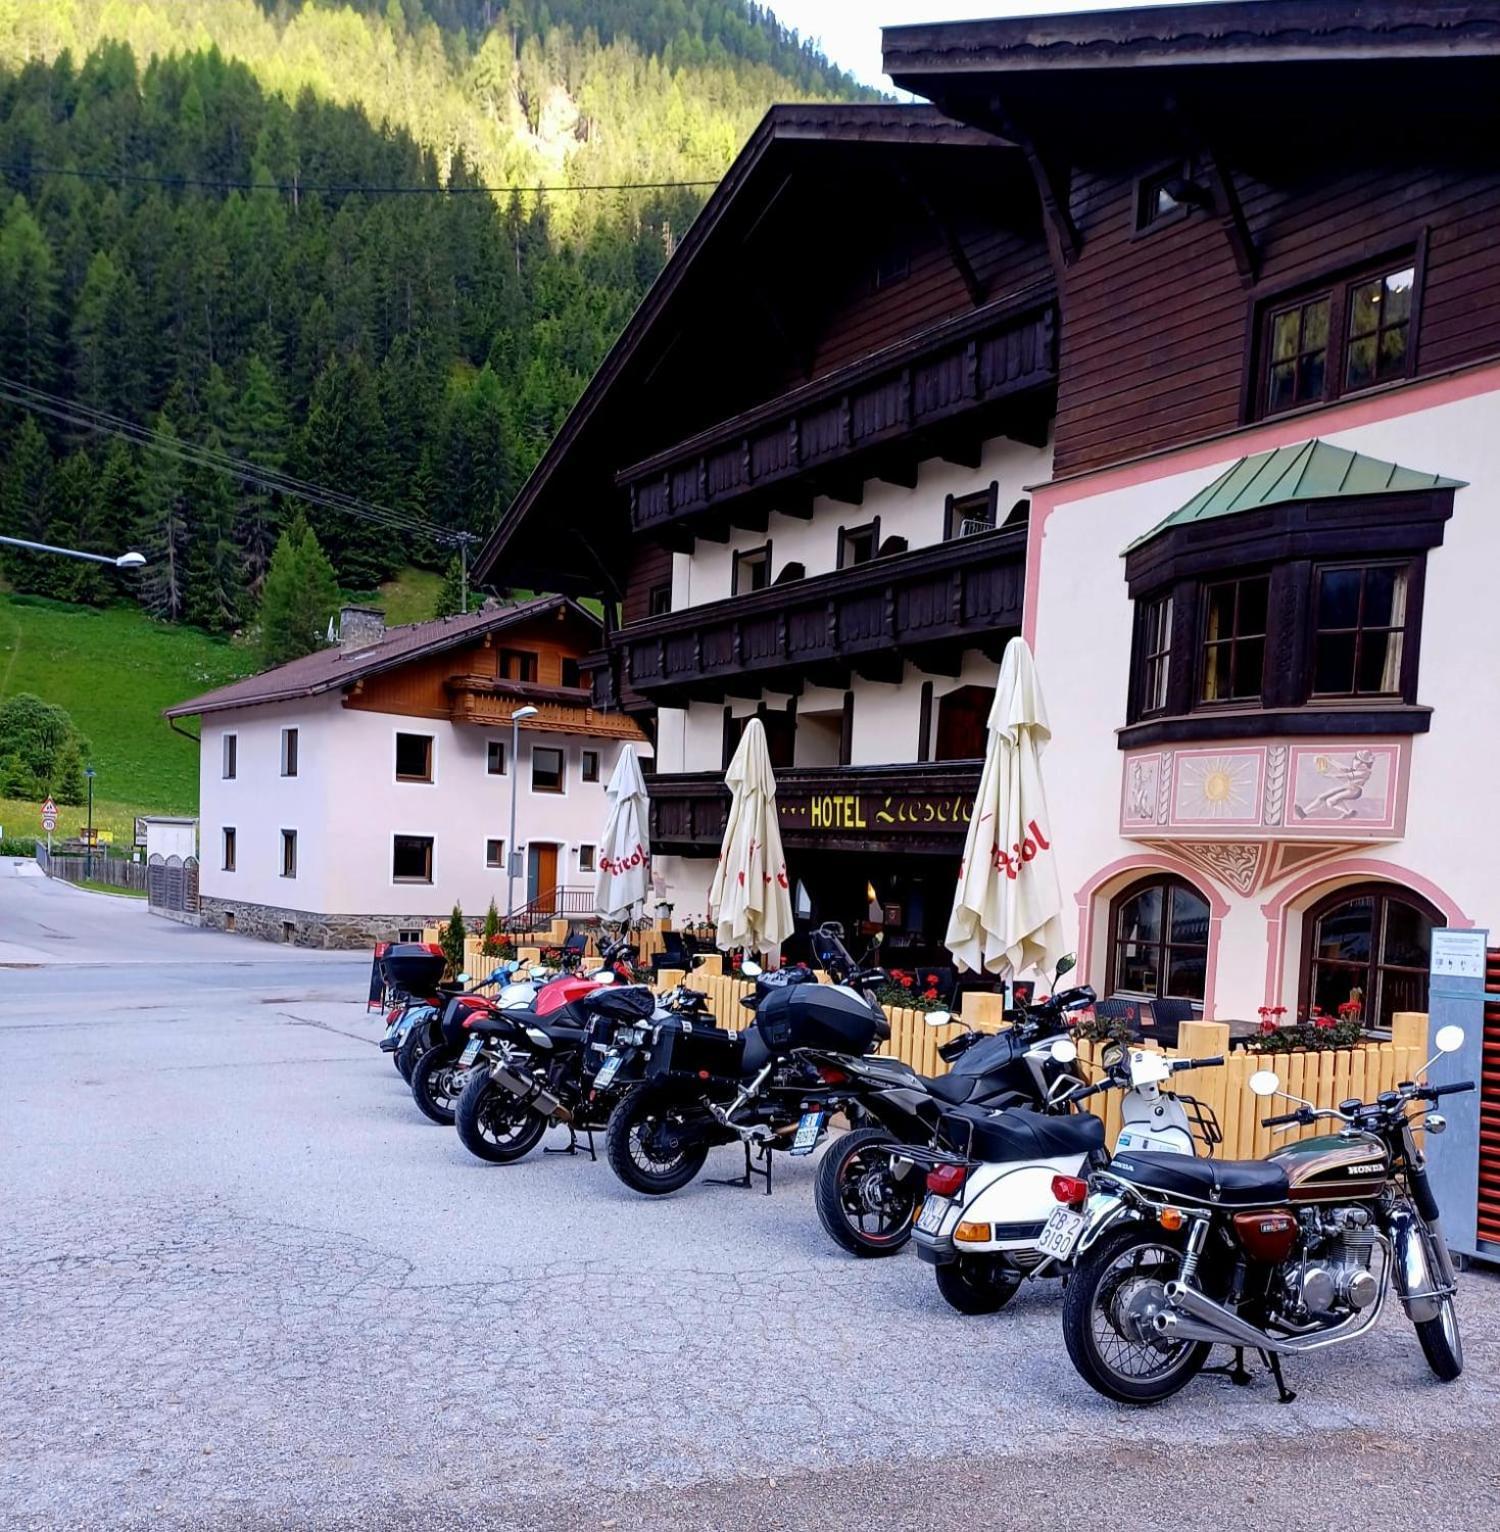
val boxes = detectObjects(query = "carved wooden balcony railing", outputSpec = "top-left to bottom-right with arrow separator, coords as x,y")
619,289 -> 1056,544
647,760 -> 983,856
446,675 -> 647,740
615,525 -> 1025,704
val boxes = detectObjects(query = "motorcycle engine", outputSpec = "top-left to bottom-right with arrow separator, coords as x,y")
1282,1207 -> 1379,1320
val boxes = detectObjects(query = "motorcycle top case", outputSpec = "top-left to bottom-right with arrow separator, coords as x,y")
754,982 -> 886,1054
380,943 -> 445,995
644,1014 -> 744,1082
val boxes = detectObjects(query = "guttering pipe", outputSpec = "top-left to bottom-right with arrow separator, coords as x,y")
167,717 -> 200,745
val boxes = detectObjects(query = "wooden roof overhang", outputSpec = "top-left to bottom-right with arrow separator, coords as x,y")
471,105 -> 1022,596
618,286 -> 1055,549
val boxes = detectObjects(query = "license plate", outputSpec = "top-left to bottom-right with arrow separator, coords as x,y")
459,1037 -> 483,1066
593,1052 -> 623,1090
790,1110 -> 826,1155
1037,1207 -> 1085,1260
916,1195 -> 950,1235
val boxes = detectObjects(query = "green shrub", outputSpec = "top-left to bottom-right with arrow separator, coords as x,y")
0,835 -> 39,856
439,903 -> 467,978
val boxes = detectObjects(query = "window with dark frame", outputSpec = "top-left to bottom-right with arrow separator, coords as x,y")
579,844 -> 596,872
1109,874 -> 1210,1004
581,749 -> 600,783
392,835 -> 433,884
946,483 -> 1000,541
222,734 -> 237,780
1301,883 -> 1442,1030
838,522 -> 879,569
485,838 -> 505,869
561,658 -> 582,689
648,583 -> 672,616
395,732 -> 434,782
1260,260 -> 1416,417
280,727 -> 298,778
280,829 -> 297,879
1312,563 -> 1410,697
486,740 -> 506,776
531,746 -> 564,793
1136,165 -> 1188,230
1200,575 -> 1268,704
222,826 -> 236,872
1139,595 -> 1173,715
733,544 -> 771,595
498,648 -> 538,683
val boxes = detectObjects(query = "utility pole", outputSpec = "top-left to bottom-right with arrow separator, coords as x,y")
505,706 -> 539,919
85,765 -> 96,881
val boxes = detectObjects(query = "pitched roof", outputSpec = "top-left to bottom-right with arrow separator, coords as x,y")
1126,439 -> 1466,552
163,595 -> 597,719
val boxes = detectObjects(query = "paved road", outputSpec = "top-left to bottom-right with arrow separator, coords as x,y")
2,873 -> 1498,1529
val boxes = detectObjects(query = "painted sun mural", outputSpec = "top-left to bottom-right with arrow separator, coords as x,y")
1173,751 -> 1262,823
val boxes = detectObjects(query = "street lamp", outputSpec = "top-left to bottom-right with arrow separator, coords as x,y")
84,764 -> 97,880
505,705 -> 540,921
0,534 -> 147,567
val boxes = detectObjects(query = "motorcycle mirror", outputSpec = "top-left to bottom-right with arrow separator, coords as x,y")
595,970 -> 617,984
1053,953 -> 1077,981
456,972 -> 471,984
1248,1070 -> 1281,1098
1050,1038 -> 1079,1064
923,1009 -> 954,1027
740,959 -> 763,977
1435,1024 -> 1464,1053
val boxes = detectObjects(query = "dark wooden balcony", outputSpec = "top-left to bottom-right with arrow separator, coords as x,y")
648,761 -> 983,856
620,290 -> 1056,546
616,525 -> 1025,704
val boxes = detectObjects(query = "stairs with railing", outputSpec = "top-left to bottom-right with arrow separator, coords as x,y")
508,885 -> 596,932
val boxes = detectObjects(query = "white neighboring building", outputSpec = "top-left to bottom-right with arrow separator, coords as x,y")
164,598 -> 647,946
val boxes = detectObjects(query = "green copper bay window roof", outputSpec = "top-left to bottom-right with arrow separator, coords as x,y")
1126,439 -> 1466,553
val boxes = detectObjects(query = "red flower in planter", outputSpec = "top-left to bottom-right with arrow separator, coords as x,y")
925,973 -> 939,987
1314,1012 -> 1336,1029
1259,1016 -> 1279,1035
923,987 -> 939,1001
901,975 -> 914,990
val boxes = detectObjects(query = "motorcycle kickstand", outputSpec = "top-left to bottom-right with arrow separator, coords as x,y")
1203,1347 -> 1253,1387
1260,1348 -> 1297,1404
705,1140 -> 773,1195
544,1124 -> 582,1157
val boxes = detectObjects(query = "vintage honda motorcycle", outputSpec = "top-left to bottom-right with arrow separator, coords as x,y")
1050,1024 -> 1474,1405
908,1037 -> 1222,1312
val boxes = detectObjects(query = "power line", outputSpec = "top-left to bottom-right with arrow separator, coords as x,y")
0,160 -> 719,198
0,377 -> 474,548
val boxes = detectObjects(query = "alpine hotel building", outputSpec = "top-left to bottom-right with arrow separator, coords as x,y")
475,2 -> 1500,1029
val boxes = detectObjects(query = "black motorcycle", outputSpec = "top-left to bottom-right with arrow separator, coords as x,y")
808,974 -> 1098,1256
1052,1025 -> 1474,1405
601,925 -> 896,1198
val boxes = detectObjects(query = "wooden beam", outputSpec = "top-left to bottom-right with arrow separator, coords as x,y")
940,439 -> 984,470
822,477 -> 865,507
896,162 -> 986,307
853,652 -> 904,685
695,516 -> 731,544
876,457 -> 920,490
1205,150 -> 1259,285
780,492 -> 815,520
734,503 -> 770,535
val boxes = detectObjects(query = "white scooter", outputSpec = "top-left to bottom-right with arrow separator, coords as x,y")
907,1038 -> 1223,1314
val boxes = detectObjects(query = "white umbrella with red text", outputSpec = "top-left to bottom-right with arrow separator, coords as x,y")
945,636 -> 1067,977
708,717 -> 793,956
594,744 -> 651,920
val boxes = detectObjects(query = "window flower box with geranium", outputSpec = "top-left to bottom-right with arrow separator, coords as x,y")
1246,1000 -> 1366,1054
875,967 -> 951,1014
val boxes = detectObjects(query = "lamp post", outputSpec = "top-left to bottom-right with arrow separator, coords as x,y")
0,535 -> 146,568
505,706 -> 540,920
84,764 -> 96,880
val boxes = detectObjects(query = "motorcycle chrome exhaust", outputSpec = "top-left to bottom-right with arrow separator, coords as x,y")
491,1062 -> 571,1123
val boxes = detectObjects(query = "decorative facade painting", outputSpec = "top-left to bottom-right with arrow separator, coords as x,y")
1171,749 -> 1265,828
1289,746 -> 1398,826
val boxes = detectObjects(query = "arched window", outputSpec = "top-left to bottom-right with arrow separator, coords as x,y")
1107,874 -> 1210,1004
1299,883 -> 1444,1029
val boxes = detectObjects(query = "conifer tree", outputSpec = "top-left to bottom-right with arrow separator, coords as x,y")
257,513 -> 340,666
435,554 -> 466,617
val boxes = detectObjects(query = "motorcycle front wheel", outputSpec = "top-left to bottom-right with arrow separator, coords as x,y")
1061,1223 -> 1210,1405
454,1070 -> 549,1164
814,1128 -> 919,1258
1415,1294 -> 1464,1381
934,1255 -> 1022,1315
396,1024 -> 430,1084
604,1086 -> 712,1195
409,1045 -> 464,1126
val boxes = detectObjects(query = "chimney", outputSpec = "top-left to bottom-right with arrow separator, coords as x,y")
338,605 -> 386,655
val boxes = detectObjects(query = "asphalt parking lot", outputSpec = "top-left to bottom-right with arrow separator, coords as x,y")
4,877 -> 1499,1529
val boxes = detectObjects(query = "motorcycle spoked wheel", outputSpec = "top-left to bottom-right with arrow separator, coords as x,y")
454,1069 -> 550,1164
1061,1223 -> 1211,1405
604,1086 -> 712,1195
933,1256 -> 1023,1315
395,1024 -> 430,1084
814,1128 -> 920,1258
409,1046 -> 466,1126
1414,1293 -> 1464,1381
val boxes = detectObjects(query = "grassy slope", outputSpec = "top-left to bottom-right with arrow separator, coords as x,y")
0,592 -> 253,835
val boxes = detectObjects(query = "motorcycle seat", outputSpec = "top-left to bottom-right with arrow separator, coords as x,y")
922,1072 -> 988,1106
938,1106 -> 1106,1162
1108,1151 -> 1289,1207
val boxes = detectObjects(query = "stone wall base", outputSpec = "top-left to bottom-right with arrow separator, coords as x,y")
198,896 -> 440,949
148,904 -> 202,927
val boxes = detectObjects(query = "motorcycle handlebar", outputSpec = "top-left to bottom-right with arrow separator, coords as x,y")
1427,1079 -> 1476,1098
1261,1109 -> 1308,1128
1173,1054 -> 1224,1070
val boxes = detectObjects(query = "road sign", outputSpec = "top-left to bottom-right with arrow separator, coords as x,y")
134,816 -> 148,847
41,796 -> 57,816
41,800 -> 56,832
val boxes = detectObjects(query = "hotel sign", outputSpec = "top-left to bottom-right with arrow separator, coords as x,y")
782,790 -> 974,837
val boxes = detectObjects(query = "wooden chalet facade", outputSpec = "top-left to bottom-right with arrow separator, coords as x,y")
478,3 -> 1500,1020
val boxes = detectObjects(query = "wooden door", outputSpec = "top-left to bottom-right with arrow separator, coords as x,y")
527,844 -> 559,908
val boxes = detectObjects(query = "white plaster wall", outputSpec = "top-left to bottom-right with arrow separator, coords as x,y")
198,698 -> 629,917
1033,376 -> 1500,1019
673,435 -> 1050,608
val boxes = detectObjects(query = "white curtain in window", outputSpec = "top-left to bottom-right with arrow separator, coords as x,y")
1380,570 -> 1408,693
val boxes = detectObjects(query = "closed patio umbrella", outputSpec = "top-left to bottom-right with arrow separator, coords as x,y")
708,717 -> 793,956
945,636 -> 1067,978
594,745 -> 651,920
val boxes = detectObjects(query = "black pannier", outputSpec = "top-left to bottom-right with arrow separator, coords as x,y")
645,1015 -> 743,1083
381,943 -> 446,995
580,984 -> 658,1023
755,982 -> 886,1054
